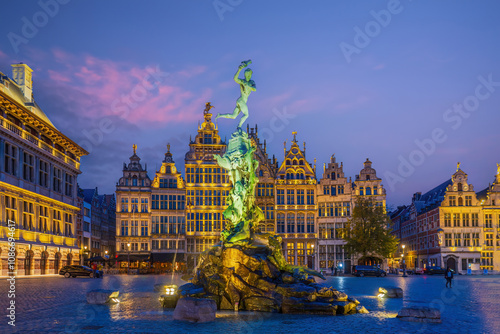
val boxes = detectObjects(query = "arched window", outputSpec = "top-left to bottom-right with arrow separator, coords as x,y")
286,159 -> 291,166
457,183 -> 463,191
331,172 -> 336,180
373,187 -> 378,195
277,213 -> 285,233
458,197 -> 463,206
307,214 -> 314,233
359,187 -> 364,196
292,160 -> 298,165
287,213 -> 295,233
299,160 -> 304,165
366,187 -> 371,195
297,213 -> 305,233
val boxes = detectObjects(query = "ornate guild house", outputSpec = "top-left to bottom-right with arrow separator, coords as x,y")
0,63 -> 87,276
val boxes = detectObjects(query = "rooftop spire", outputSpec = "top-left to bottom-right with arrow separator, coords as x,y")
133,144 -> 137,154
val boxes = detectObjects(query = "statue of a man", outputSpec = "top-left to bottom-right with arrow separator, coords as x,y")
215,60 -> 256,129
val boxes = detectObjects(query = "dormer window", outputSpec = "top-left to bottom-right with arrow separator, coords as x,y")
203,133 -> 212,144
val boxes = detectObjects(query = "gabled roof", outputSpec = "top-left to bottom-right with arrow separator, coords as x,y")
82,188 -> 97,203
414,179 -> 452,214
476,187 -> 489,201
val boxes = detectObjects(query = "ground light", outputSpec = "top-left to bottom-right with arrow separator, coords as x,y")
159,284 -> 179,308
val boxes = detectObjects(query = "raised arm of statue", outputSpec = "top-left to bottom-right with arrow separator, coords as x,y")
234,66 -> 244,84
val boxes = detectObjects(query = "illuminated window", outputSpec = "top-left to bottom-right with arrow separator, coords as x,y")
287,213 -> 295,233
5,196 -> 17,223
121,220 -> 128,236
297,213 -> 305,233
277,213 -> 285,233
53,210 -> 61,234
449,196 -> 456,206
323,186 -> 330,195
38,206 -> 48,233
444,213 -> 451,227
277,189 -> 284,205
472,233 -> 479,246
453,213 -> 460,227
141,220 -> 148,236
23,201 -> 34,230
463,213 -> 470,227
465,196 -> 472,206
445,233 -> 452,247
64,213 -> 72,236
454,233 -> 461,247
297,189 -> 304,205
121,198 -> 129,212
485,214 -> 492,228
472,213 -> 479,227
307,214 -> 314,233
463,233 -> 471,246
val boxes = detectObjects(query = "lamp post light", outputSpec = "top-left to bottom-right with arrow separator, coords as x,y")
311,244 -> 315,271
402,244 -> 407,277
127,243 -> 131,274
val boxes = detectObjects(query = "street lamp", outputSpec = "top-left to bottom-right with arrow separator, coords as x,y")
127,243 -> 131,274
310,244 -> 315,270
402,244 -> 407,277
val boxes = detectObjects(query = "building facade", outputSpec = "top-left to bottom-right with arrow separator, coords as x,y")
184,110 -> 230,268
390,164 -> 500,273
275,132 -> 318,269
0,63 -> 87,276
317,155 -> 353,273
150,145 -> 186,272
115,146 -> 152,272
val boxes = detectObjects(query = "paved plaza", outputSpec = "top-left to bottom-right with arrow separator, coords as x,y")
1,273 -> 499,334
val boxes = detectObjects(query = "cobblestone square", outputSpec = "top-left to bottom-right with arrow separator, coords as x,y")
1,274 -> 499,333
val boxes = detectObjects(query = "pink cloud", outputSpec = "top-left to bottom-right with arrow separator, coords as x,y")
0,49 -> 8,60
47,70 -> 71,83
40,49 -> 210,125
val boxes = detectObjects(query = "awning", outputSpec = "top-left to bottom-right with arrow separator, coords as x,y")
115,254 -> 150,262
151,252 -> 185,263
85,256 -> 106,262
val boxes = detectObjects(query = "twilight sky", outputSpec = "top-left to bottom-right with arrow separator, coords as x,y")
1,0 -> 499,207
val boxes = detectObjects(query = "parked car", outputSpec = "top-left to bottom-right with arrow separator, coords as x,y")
353,265 -> 386,277
59,265 -> 103,278
423,266 -> 446,275
399,268 -> 414,275
415,268 -> 425,275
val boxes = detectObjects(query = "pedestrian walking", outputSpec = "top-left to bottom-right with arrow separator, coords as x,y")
92,262 -> 97,278
445,267 -> 454,288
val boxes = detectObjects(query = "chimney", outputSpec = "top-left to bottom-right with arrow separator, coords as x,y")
11,63 -> 33,101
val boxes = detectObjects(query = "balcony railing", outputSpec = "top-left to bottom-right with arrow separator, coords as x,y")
1,116 -> 80,169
